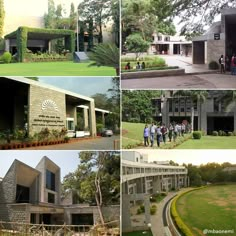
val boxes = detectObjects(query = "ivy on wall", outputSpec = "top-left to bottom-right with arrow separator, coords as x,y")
5,27 -> 75,62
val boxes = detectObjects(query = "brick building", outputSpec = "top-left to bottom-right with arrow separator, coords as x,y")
0,157 -> 119,225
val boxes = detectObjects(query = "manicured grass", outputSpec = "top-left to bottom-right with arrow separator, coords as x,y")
176,135 -> 236,149
123,230 -> 153,236
0,61 -> 115,76
122,122 -> 145,148
176,185 -> 236,236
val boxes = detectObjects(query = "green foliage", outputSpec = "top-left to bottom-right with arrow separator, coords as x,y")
212,131 -> 218,136
125,34 -> 150,59
44,0 -> 56,28
192,131 -> 202,139
150,205 -> 157,215
227,132 -> 233,136
97,123 -> 104,134
89,43 -> 119,75
1,52 -> 12,63
5,27 -> 75,62
0,0 -> 5,37
208,60 -> 219,70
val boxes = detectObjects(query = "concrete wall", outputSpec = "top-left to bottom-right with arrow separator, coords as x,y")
207,40 -> 225,64
28,85 -> 66,135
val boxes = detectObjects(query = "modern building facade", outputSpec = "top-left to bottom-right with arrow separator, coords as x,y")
122,151 -> 188,232
152,91 -> 236,134
149,33 -> 192,56
192,8 -> 236,64
0,77 -> 113,137
0,157 -> 119,225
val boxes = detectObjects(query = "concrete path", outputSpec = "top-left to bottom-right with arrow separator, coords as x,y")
22,135 -> 120,150
150,192 -> 177,236
121,73 -> 236,89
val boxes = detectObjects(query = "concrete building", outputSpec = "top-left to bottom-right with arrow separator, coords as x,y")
122,151 -> 188,232
192,8 -> 236,64
150,33 -> 192,56
0,157 -> 119,225
0,77 -> 111,137
152,91 -> 236,134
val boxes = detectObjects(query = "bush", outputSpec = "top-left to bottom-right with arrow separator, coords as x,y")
96,123 -> 104,134
137,208 -> 143,214
192,131 -> 202,139
218,130 -> 223,136
1,52 -> 12,63
227,132 -> 233,136
208,60 -> 219,70
150,205 -> 157,215
212,131 -> 218,136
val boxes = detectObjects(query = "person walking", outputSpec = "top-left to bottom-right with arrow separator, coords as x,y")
143,124 -> 149,147
231,54 -> 236,75
219,55 -> 225,73
168,123 -> 174,142
161,124 -> 168,145
150,122 -> 156,147
156,125 -> 162,147
181,123 -> 185,136
174,123 -> 178,142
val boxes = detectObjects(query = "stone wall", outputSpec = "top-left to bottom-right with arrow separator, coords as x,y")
28,85 -> 66,135
207,40 -> 225,64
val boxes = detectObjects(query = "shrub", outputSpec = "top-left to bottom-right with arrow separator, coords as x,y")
150,205 -> 157,215
96,123 -> 104,134
227,132 -> 233,136
137,208 -> 143,214
218,130 -> 223,136
208,60 -> 219,70
161,192 -> 167,196
212,131 -> 218,136
192,131 -> 202,139
1,52 -> 12,63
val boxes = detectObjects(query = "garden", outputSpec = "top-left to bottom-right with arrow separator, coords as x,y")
172,184 -> 236,236
0,127 -> 70,150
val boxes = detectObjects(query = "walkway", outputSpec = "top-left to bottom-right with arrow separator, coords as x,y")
23,135 -> 120,150
121,73 -> 236,89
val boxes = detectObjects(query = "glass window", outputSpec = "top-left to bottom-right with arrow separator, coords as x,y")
16,184 -> 30,203
67,120 -> 74,131
48,193 -> 55,203
158,36 -> 162,41
46,170 -> 55,191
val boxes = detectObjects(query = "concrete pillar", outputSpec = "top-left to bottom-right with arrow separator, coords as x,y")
144,196 -> 151,225
5,39 -> 10,52
161,97 -> 168,125
89,100 -> 97,136
122,195 -> 132,231
83,107 -> 89,129
48,40 -> 51,53
200,101 -> 207,132
102,112 -> 105,125
169,43 -> 174,55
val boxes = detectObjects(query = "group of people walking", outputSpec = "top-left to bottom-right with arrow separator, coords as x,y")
143,122 -> 191,147
219,54 -> 236,75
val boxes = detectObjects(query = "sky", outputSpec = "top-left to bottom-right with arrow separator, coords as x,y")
38,77 -> 114,97
5,0 -> 82,17
137,150 -> 236,166
0,150 -> 80,180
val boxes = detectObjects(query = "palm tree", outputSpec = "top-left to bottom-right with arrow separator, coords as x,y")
88,43 -> 120,75
220,90 -> 236,109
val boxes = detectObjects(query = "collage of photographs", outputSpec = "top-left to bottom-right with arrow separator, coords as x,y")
0,0 -> 236,236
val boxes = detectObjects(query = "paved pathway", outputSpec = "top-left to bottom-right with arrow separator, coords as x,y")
121,73 -> 236,89
150,192 -> 177,236
23,135 -> 120,150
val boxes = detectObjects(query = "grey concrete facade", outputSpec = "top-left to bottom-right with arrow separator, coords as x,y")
0,157 -> 119,226
122,151 -> 188,232
152,91 -> 236,134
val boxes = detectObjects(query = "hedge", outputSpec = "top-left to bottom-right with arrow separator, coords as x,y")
6,27 -> 75,62
192,131 -> 202,139
170,187 -> 207,236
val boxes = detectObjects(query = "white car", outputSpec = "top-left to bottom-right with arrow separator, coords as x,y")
101,128 -> 113,137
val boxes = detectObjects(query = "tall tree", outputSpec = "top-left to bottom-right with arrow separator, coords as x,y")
44,0 -> 56,28
0,0 -> 5,38
69,3 -> 77,30
62,151 -> 120,224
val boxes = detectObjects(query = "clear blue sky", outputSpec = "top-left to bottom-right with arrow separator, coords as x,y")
0,151 -> 80,181
38,77 -> 114,97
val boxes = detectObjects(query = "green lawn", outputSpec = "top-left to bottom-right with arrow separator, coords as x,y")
176,185 -> 236,236
122,122 -> 145,148
123,230 -> 153,236
0,61 -> 115,76
176,136 -> 236,149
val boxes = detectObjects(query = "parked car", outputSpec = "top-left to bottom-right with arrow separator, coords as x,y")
101,128 -> 113,137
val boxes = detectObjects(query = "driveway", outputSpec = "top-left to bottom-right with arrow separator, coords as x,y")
23,135 -> 120,150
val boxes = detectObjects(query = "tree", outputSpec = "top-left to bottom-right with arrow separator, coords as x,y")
62,151 -> 120,224
125,34 -> 150,59
69,3 -> 77,30
220,90 -> 236,110
0,0 -> 5,38
44,0 -> 56,28
88,43 -> 119,75
78,0 -> 114,43
122,90 -> 161,123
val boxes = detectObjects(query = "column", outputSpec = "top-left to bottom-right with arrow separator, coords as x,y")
89,100 -> 97,136
83,107 -> 89,129
102,112 -> 105,125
